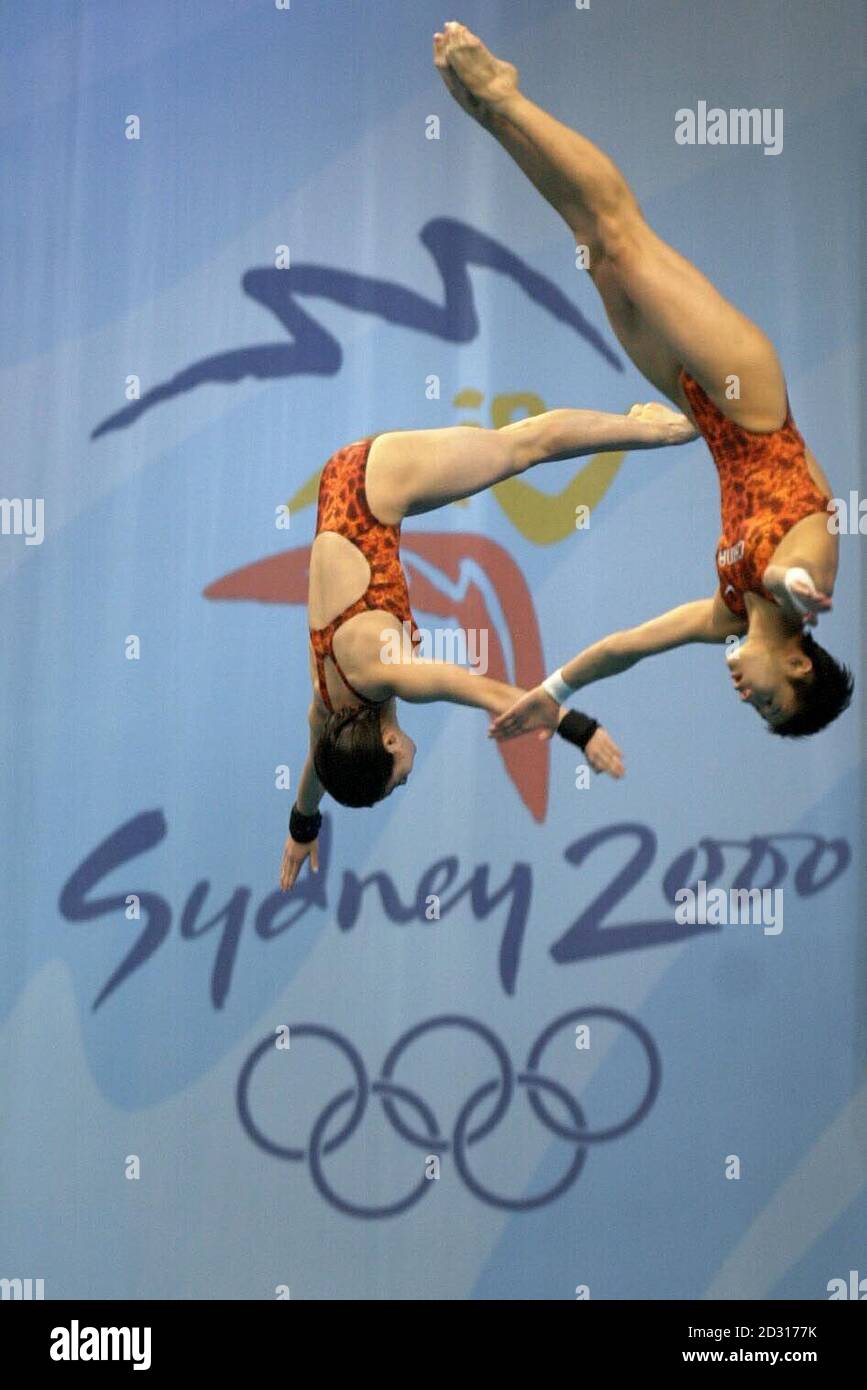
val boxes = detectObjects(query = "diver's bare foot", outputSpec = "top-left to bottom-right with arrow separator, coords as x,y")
441,21 -> 520,112
433,31 -> 490,124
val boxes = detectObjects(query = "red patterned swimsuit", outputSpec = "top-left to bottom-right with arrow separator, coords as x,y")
309,437 -> 420,711
679,370 -> 831,619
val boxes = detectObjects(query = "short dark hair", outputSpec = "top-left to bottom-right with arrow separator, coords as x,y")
771,633 -> 854,738
312,705 -> 394,807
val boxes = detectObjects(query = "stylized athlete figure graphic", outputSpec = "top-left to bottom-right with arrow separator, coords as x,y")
281,406 -> 695,888
431,24 -> 853,744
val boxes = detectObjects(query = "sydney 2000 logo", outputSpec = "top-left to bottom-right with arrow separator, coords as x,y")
68,220 -> 851,1215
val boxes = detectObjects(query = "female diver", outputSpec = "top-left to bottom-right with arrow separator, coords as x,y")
280,402 -> 695,888
432,24 -> 853,746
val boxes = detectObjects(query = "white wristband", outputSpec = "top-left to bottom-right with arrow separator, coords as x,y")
783,566 -> 815,615
541,668 -> 574,704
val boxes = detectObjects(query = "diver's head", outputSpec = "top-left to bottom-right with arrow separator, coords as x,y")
726,631 -> 853,736
313,704 -> 416,807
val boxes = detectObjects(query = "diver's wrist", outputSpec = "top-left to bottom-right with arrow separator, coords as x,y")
542,668 -> 575,704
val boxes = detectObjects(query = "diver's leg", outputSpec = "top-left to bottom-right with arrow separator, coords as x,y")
439,23 -> 787,430
365,405 -> 694,524
365,425 -> 522,524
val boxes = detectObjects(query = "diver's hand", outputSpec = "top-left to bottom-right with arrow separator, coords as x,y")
584,726 -> 625,779
785,574 -> 832,627
489,685 -> 560,741
280,834 -> 319,892
762,564 -> 832,626
490,689 -> 626,778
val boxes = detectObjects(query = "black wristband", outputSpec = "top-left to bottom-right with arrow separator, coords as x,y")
289,804 -> 322,843
557,709 -> 600,751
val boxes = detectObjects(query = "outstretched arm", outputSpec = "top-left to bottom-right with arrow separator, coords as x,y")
491,596 -> 738,740
560,596 -> 733,687
388,660 -> 624,777
279,702 -> 327,891
388,659 -> 532,713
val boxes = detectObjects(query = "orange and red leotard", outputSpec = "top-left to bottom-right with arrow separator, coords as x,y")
309,438 -> 420,712
679,370 -> 831,619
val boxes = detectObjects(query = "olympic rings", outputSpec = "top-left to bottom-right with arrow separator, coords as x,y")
236,1008 -> 660,1216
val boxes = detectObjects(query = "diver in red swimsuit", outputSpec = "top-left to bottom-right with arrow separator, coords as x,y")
432,25 -> 853,745
308,436 -> 422,715
281,404 -> 697,889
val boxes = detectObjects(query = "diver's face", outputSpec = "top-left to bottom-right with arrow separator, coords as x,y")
382,729 -> 417,795
725,639 -> 809,727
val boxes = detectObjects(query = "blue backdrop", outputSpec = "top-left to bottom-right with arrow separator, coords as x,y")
1,0 -> 864,1300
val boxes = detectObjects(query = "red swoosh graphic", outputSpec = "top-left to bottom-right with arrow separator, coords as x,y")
203,533 -> 548,820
